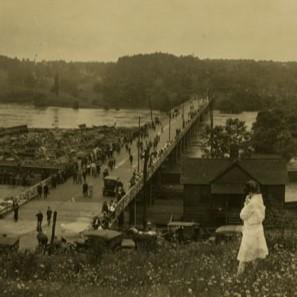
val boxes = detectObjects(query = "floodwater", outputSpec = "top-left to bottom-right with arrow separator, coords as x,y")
0,104 -> 162,129
0,104 -> 258,130
213,110 -> 258,130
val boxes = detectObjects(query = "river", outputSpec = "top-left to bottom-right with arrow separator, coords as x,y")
213,110 -> 258,130
0,104 -> 258,130
0,104 -> 162,129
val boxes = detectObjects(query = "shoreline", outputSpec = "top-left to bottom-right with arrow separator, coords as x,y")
0,100 -> 161,112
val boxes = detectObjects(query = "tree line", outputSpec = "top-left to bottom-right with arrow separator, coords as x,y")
201,98 -> 297,161
1,53 -> 297,111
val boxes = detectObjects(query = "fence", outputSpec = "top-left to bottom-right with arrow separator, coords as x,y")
0,176 -> 53,217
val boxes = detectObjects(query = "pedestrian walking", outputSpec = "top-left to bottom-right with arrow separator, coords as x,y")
37,184 -> 42,198
82,182 -> 88,197
13,200 -> 19,222
36,210 -> 43,232
102,201 -> 109,215
47,206 -> 52,226
129,154 -> 133,166
96,162 -> 101,176
82,168 -> 87,183
43,184 -> 49,199
103,168 -> 109,178
37,230 -> 48,254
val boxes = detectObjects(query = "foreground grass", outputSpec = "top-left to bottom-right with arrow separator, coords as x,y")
1,233 -> 297,297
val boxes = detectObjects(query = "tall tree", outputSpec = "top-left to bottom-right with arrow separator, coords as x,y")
252,109 -> 297,160
200,119 -> 252,158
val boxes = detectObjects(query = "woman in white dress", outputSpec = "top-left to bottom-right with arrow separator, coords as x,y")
237,180 -> 269,275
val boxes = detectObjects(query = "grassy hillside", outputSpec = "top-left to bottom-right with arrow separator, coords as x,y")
1,230 -> 297,297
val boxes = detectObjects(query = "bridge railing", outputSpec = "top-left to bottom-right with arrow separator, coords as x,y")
112,99 -> 211,224
0,175 -> 53,217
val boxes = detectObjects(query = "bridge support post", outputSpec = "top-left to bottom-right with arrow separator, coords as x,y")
179,141 -> 182,156
153,169 -> 161,205
148,181 -> 152,206
176,141 -> 181,158
118,212 -> 124,228
129,200 -> 136,226
182,138 -> 185,152
184,134 -> 188,148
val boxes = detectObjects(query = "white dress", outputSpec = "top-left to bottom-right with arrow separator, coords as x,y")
237,194 -> 269,262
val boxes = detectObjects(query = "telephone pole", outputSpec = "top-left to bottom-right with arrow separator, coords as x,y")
182,103 -> 185,128
137,116 -> 140,173
168,111 -> 171,142
142,145 -> 151,229
209,95 -> 214,158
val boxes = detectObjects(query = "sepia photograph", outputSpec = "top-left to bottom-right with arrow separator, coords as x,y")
0,1 -> 297,296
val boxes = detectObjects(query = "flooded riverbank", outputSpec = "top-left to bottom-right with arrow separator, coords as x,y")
0,104 -> 162,129
213,110 -> 258,129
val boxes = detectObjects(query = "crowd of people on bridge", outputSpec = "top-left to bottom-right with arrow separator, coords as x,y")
68,115 -> 163,201
87,101 -> 203,229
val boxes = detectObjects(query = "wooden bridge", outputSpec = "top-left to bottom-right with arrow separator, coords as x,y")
112,98 -> 213,227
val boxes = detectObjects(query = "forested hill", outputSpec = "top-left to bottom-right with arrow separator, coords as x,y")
1,53 -> 297,111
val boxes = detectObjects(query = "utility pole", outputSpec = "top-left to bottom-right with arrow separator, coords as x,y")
168,110 -> 171,142
137,116 -> 140,173
134,196 -> 137,226
142,144 -> 151,229
49,210 -> 57,255
182,103 -> 185,128
210,95 -> 214,158
50,211 -> 57,245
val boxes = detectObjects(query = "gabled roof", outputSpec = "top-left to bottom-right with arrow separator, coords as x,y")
181,157 -> 288,185
212,162 -> 259,184
239,159 -> 287,185
181,158 -> 230,184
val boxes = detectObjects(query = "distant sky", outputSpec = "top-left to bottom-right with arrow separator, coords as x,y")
0,0 -> 297,62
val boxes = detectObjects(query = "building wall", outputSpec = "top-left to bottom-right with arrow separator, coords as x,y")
260,185 -> 285,207
160,172 -> 181,185
288,171 -> 297,182
260,184 -> 285,225
183,183 -> 285,227
183,184 -> 213,226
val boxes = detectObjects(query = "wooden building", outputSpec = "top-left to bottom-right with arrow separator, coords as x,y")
181,157 -> 288,227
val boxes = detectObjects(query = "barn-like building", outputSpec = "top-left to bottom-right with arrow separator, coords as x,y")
181,157 -> 288,227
